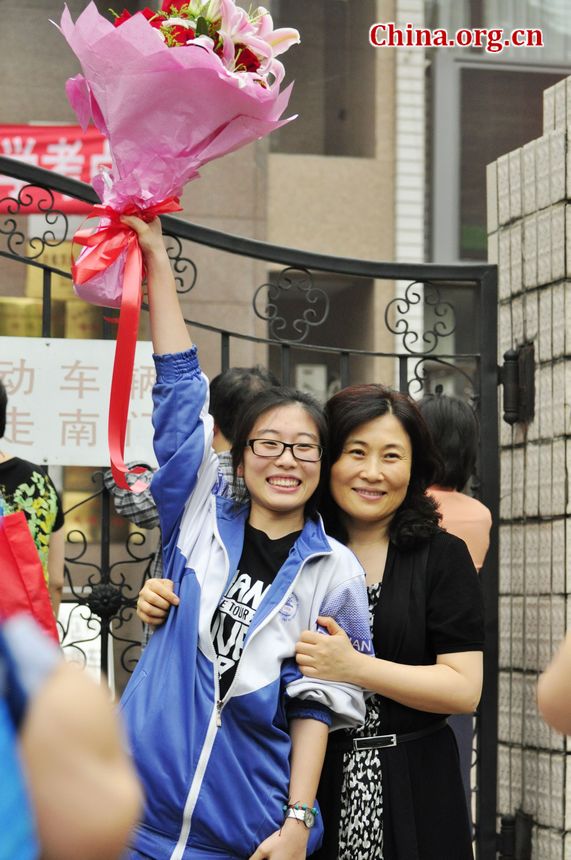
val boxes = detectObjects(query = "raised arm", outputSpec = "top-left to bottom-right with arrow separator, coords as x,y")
121,215 -> 192,355
121,216 -> 217,540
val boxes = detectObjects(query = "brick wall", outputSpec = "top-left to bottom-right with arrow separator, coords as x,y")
488,76 -> 571,859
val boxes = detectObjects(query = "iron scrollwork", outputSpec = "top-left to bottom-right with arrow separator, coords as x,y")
59,476 -> 158,688
87,581 -> 124,618
0,184 -> 69,257
61,527 -> 155,682
406,356 -> 477,398
385,281 -> 456,355
253,267 -> 329,342
0,185 -> 197,297
164,234 -> 197,294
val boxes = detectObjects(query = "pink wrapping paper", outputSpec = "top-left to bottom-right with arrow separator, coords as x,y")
58,1 -> 297,306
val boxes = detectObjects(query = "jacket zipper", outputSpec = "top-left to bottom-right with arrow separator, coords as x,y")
210,508 -> 232,729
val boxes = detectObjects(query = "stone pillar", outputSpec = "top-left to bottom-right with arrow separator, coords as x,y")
487,76 -> 571,859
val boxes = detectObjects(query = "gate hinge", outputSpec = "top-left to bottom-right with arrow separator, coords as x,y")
497,814 -> 515,859
496,810 -> 533,860
498,343 -> 535,426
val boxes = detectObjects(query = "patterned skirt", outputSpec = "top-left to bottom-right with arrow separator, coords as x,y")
337,581 -> 383,860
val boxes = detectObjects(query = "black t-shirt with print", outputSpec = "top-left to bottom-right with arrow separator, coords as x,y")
211,522 -> 301,700
0,457 -> 64,582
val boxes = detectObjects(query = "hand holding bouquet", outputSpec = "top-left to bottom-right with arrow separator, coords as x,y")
57,0 -> 299,489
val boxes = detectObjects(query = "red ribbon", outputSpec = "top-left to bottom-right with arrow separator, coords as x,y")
72,197 -> 182,492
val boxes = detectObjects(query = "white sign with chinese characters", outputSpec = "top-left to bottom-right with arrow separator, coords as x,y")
0,337 -> 157,467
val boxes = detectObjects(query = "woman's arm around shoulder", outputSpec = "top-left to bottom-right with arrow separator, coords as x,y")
296,532 -> 484,715
288,545 -> 370,731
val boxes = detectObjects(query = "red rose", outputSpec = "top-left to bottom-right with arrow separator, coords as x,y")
234,45 -> 261,73
140,7 -> 163,29
113,9 -> 133,27
160,1 -> 187,11
168,24 -> 194,46
113,7 -> 162,29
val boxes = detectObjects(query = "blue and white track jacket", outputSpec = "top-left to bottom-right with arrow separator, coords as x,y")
121,347 -> 372,860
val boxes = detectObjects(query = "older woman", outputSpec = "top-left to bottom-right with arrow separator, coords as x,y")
295,384 -> 484,860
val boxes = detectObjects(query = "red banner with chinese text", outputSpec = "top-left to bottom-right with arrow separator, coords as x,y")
0,125 -> 110,214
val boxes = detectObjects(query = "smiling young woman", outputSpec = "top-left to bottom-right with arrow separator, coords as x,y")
234,399 -> 323,535
119,215 -> 372,860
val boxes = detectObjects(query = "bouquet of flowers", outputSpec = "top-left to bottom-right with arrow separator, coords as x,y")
57,1 -> 299,489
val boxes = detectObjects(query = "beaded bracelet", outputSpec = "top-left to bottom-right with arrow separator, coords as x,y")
282,801 -> 319,817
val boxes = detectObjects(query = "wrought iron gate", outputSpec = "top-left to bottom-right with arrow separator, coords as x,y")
0,156 -> 499,859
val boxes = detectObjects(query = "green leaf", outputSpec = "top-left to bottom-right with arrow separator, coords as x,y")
195,16 -> 209,36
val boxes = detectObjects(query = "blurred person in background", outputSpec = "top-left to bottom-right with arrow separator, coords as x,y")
418,392 -> 491,572
0,613 -> 142,860
418,391 -> 492,819
0,380 -> 65,616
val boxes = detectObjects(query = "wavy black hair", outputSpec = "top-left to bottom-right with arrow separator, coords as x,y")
418,393 -> 479,491
231,386 -> 328,519
322,384 -> 442,549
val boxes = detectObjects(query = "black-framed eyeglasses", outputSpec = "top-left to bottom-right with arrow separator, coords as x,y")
247,438 -> 323,462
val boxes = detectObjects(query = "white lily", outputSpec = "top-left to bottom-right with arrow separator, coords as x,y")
253,6 -> 300,58
163,17 -> 196,29
217,0 -> 299,79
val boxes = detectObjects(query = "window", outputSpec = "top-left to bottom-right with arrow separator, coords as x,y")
269,0 -> 376,157
430,55 -> 567,261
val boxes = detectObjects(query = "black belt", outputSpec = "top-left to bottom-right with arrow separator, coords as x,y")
330,718 -> 448,752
